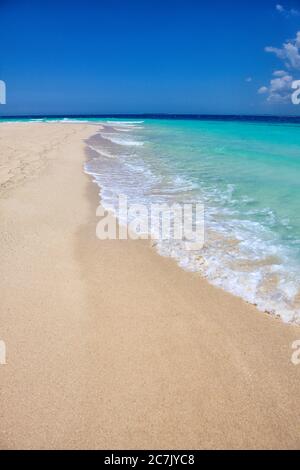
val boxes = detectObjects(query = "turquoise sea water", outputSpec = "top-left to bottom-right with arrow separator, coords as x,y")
2,117 -> 300,322
85,118 -> 300,323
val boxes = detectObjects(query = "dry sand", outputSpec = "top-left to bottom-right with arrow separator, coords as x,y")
0,122 -> 300,450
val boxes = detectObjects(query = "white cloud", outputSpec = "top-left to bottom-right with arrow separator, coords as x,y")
245,77 -> 252,82
258,86 -> 268,94
265,32 -> 300,69
257,72 -> 294,103
273,70 -> 287,77
276,3 -> 300,17
259,32 -> 300,104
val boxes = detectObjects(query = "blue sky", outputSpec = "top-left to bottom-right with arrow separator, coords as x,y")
1,0 -> 300,116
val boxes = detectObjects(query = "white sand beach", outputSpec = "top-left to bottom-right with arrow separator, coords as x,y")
0,122 -> 300,450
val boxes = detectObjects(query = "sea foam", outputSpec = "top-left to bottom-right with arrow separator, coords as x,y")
85,119 -> 300,324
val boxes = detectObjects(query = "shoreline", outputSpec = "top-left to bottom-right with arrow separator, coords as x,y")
0,122 -> 300,449
85,122 -> 300,326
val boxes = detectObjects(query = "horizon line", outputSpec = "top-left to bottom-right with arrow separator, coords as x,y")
1,113 -> 300,120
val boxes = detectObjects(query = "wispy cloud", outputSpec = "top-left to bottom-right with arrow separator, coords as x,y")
258,72 -> 294,103
265,31 -> 300,69
273,70 -> 288,77
258,31 -> 300,104
276,4 -> 300,17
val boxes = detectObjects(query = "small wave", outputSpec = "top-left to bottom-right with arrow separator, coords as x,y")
43,118 -> 90,123
61,118 -> 90,123
112,127 -> 135,132
85,120 -> 300,325
105,122 -> 145,131
106,120 -> 144,125
87,144 -> 115,159
100,133 -> 144,147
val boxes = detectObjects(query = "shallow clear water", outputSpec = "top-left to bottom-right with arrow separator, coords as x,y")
84,118 -> 300,323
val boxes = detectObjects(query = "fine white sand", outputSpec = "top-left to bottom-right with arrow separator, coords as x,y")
0,122 -> 300,450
